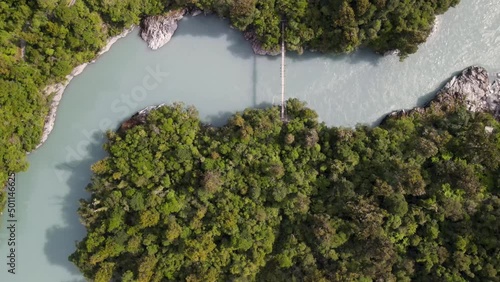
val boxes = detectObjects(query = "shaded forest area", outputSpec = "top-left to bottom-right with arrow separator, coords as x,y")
71,99 -> 499,281
0,0 -> 460,208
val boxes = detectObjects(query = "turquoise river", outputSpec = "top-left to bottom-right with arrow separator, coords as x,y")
1,0 -> 500,280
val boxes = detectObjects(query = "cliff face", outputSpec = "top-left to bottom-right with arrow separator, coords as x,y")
140,9 -> 186,50
389,66 -> 500,120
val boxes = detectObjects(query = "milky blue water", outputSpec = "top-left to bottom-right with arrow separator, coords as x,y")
1,0 -> 499,280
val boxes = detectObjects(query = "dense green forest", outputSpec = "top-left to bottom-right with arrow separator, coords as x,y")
0,0 -> 460,207
70,98 -> 499,281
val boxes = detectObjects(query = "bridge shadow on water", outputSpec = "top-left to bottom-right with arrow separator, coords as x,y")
45,132 -> 106,281
175,14 -> 385,65
39,13 -> 466,282
175,15 -> 265,118
175,14 -> 254,60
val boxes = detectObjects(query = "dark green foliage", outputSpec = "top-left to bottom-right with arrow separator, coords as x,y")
0,0 -> 109,204
71,99 -> 500,281
183,0 -> 459,56
0,0 -> 459,209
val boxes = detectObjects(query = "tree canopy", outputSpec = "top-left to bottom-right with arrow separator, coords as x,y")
0,0 -> 460,210
71,99 -> 499,281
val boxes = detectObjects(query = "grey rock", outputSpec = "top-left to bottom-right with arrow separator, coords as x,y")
140,9 -> 186,50
138,104 -> 166,115
119,104 -> 166,132
244,31 -> 280,56
387,66 -> 500,120
438,66 -> 500,116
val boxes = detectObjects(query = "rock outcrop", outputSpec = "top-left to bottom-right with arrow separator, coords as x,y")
140,9 -> 186,50
244,31 -> 280,56
440,66 -> 500,114
119,104 -> 166,132
388,66 -> 500,120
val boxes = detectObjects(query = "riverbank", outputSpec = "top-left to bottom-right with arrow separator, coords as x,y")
387,66 -> 500,120
384,16 -> 441,57
124,66 -> 500,131
429,16 -> 441,38
37,27 -> 135,149
70,71 -> 500,282
36,9 -> 448,150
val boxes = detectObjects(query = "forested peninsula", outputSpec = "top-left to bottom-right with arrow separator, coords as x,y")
0,0 -> 460,208
70,66 -> 500,281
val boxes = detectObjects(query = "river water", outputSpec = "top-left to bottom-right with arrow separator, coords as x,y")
1,0 -> 499,280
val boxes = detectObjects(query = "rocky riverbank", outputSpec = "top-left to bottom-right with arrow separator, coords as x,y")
388,66 -> 500,120
119,104 -> 166,132
38,27 -> 135,149
139,9 -> 280,56
244,31 -> 281,56
140,9 -> 186,50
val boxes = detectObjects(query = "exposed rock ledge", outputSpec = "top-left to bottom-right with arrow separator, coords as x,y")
388,66 -> 500,120
140,9 -> 186,50
37,27 -> 135,149
123,67 -> 500,132
139,9 -> 279,56
119,104 -> 166,132
244,31 -> 281,56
